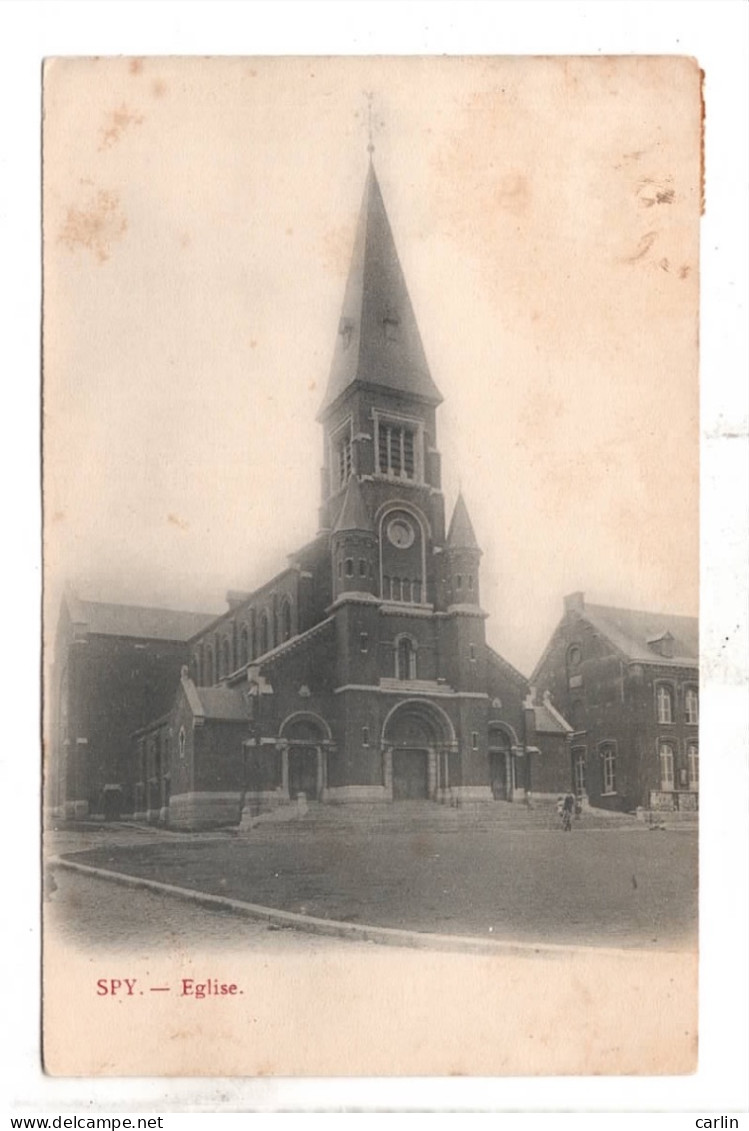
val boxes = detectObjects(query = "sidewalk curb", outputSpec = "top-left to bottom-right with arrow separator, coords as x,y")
49,855 -> 686,960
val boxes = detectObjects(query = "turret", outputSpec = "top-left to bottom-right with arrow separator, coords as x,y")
444,492 -> 482,607
330,475 -> 377,602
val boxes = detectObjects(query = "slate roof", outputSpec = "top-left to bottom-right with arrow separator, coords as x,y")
194,686 -> 249,722
318,161 -> 442,416
333,475 -> 374,533
583,603 -> 698,666
533,697 -> 573,735
66,594 -> 216,642
446,492 -> 480,550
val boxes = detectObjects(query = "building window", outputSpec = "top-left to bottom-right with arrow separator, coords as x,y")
456,574 -> 462,590
467,575 -> 474,592
600,743 -> 616,794
687,742 -> 699,789
656,684 -> 674,724
395,636 -> 417,681
337,434 -> 352,489
360,632 -> 369,653
359,559 -> 367,578
471,732 -> 479,750
345,558 -> 354,578
259,612 -> 270,656
685,687 -> 698,725
178,727 -> 186,760
659,741 -> 675,790
469,644 -> 476,661
362,727 -> 370,747
239,626 -> 249,667
248,609 -> 256,660
377,422 -> 416,480
573,747 -> 587,797
412,580 -> 422,603
205,646 -> 215,685
222,638 -> 231,677
567,644 -> 582,670
280,599 -> 292,643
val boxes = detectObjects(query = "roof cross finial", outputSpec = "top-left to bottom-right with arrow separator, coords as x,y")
364,91 -> 375,159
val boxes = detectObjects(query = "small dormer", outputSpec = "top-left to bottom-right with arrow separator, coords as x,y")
647,631 -> 674,659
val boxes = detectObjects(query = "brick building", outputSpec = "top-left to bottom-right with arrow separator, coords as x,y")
531,592 -> 699,812
50,591 -> 214,819
51,159 -> 574,828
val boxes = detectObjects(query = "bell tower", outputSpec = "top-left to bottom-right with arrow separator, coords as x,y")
317,158 -> 446,603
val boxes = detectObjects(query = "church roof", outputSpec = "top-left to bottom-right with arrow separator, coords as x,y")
318,161 -> 442,416
65,593 -> 215,642
446,493 -> 480,550
332,475 -> 374,534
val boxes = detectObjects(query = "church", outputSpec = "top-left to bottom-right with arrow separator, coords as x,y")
51,156 -> 574,828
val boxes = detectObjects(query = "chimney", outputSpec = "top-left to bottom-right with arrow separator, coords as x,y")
564,592 -> 585,615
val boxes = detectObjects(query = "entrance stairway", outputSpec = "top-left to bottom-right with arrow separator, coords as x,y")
244,798 -> 646,837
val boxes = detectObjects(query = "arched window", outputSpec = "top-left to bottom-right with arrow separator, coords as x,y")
222,638 -> 231,677
656,685 -> 673,724
685,687 -> 698,725
659,741 -> 675,790
249,609 -> 256,660
259,612 -> 270,656
600,743 -> 616,795
205,646 -> 214,686
281,599 -> 292,643
239,624 -> 249,667
395,636 -> 417,681
687,742 -> 699,789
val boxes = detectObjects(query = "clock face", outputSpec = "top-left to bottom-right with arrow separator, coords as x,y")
387,517 -> 415,549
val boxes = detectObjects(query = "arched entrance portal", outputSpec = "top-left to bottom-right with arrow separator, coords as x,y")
382,700 -> 456,802
489,723 -> 519,801
279,714 -> 330,802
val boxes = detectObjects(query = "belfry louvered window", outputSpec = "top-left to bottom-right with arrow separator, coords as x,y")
378,423 -> 415,479
337,435 -> 352,488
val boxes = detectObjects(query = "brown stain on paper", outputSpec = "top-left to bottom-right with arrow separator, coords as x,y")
58,189 -> 127,263
99,103 -> 145,151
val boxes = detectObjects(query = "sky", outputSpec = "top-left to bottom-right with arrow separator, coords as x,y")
43,55 -> 701,674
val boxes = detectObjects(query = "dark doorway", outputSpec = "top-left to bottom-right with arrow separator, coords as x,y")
392,747 -> 429,800
288,744 -> 319,800
489,751 -> 507,800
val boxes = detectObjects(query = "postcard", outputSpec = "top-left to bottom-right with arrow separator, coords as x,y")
42,55 -> 701,1078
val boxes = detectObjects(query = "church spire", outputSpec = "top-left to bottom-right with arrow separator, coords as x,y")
318,162 -> 442,418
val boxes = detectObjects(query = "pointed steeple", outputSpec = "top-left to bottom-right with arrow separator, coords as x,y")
332,475 -> 374,534
447,493 -> 480,551
318,162 -> 442,417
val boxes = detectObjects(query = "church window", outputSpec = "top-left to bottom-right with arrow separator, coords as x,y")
656,684 -> 674,724
377,423 -> 417,480
205,646 -> 215,685
659,741 -> 675,790
360,633 -> 369,653
337,434 -> 353,489
178,726 -> 186,760
359,559 -> 367,577
412,580 -> 422,603
280,599 -> 292,643
471,732 -> 479,750
248,609 -> 256,660
456,575 -> 462,590
685,687 -> 698,725
337,558 -> 342,579
467,575 -> 474,592
395,636 -> 417,681
383,575 -> 391,599
362,726 -> 370,747
239,625 -> 249,667
402,579 -> 412,603
345,558 -> 354,578
391,577 -> 402,601
221,638 -> 231,677
469,644 -> 476,662
600,743 -> 617,794
259,612 -> 270,656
